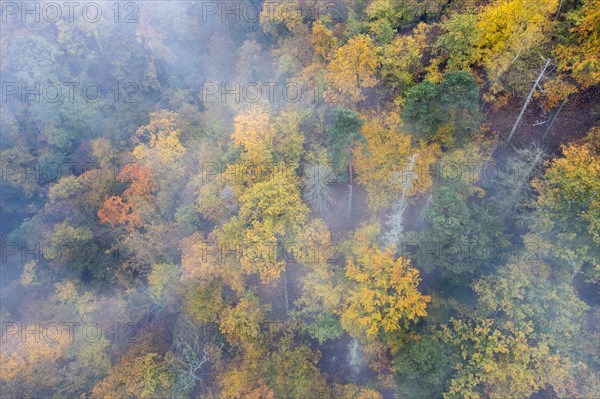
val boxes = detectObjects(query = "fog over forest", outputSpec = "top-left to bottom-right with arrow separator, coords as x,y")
0,0 -> 599,398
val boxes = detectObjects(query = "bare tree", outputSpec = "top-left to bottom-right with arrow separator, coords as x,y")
495,145 -> 547,219
303,163 -> 335,217
506,58 -> 552,144
168,317 -> 220,394
384,154 -> 419,249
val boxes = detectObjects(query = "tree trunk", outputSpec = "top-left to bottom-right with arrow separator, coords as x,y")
507,58 -> 552,145
384,155 -> 418,248
509,148 -> 544,213
283,268 -> 289,314
347,154 -> 353,217
418,193 -> 433,223
542,97 -> 567,143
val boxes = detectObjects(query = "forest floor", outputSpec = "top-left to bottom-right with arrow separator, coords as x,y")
484,84 -> 600,153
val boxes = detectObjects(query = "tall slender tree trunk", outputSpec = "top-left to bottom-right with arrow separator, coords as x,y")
509,148 -> 544,213
418,193 -> 433,223
542,97 -> 567,143
283,268 -> 289,314
347,154 -> 353,217
507,58 -> 552,145
384,155 -> 418,248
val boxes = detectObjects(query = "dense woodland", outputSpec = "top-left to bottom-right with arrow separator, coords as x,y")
1,0 -> 599,398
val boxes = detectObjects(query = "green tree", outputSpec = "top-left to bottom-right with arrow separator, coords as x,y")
403,80 -> 443,139
404,71 -> 480,146
438,71 -> 481,145
294,219 -> 345,343
435,13 -> 479,72
394,333 -> 453,399
327,108 -> 364,181
423,184 -> 505,280
473,260 -> 589,351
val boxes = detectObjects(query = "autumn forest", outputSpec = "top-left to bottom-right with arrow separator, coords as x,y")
0,0 -> 599,398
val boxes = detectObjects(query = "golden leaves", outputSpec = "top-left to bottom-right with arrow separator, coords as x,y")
341,244 -> 430,338
325,35 -> 379,107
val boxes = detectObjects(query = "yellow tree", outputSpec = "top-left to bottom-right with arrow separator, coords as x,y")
2,324 -> 112,398
273,24 -> 315,75
442,318 -> 574,399
226,107 -> 276,195
180,232 -> 246,295
380,23 -> 430,100
132,111 -> 186,172
131,111 -> 187,217
217,330 -> 332,399
273,110 -> 305,172
334,384 -> 384,399
1,328 -> 71,391
219,293 -> 269,347
259,0 -> 303,38
230,108 -> 274,160
340,224 -> 430,339
295,219 -> 346,342
196,109 -> 274,223
312,20 -> 337,61
533,129 -> 600,242
220,167 -> 309,283
325,35 -> 379,107
556,0 -> 600,89
354,112 -> 439,211
91,338 -> 175,399
473,260 -> 589,352
433,12 -> 480,75
476,0 -> 558,93
530,126 -> 600,281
